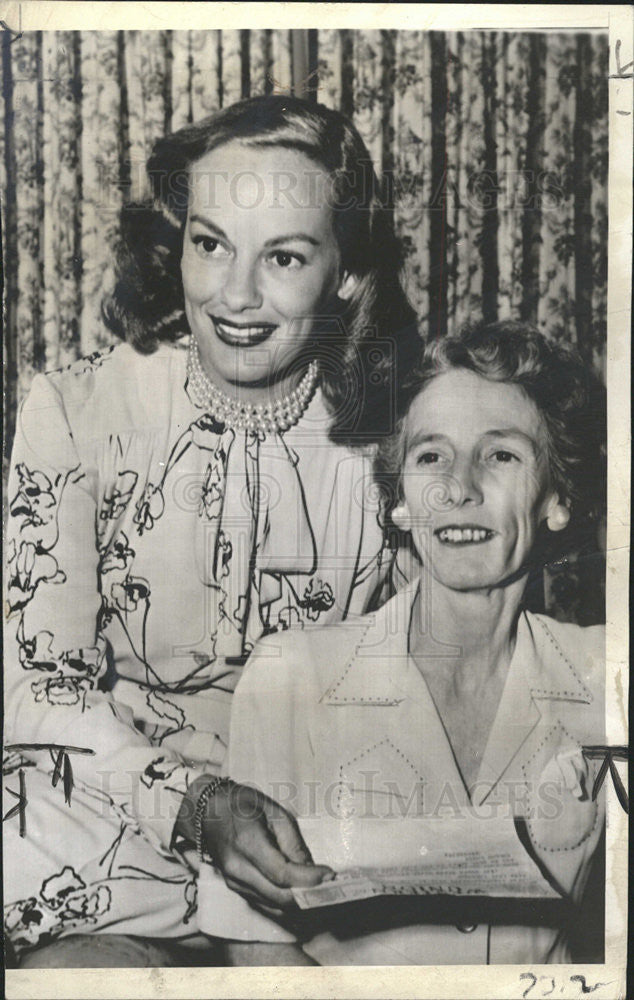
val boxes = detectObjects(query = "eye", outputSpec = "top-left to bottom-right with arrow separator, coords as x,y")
489,449 -> 519,464
192,235 -> 229,259
416,451 -> 444,466
268,250 -> 304,270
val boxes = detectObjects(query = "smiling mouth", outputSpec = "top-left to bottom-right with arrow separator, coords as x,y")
212,316 -> 278,347
435,526 -> 496,545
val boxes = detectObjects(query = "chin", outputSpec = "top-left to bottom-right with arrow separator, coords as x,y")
219,348 -> 305,387
211,353 -> 273,386
227,366 -> 271,384
426,558 -> 507,593
432,565 -> 526,594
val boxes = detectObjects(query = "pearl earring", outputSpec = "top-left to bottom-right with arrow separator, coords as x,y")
547,505 -> 570,531
391,505 -> 410,530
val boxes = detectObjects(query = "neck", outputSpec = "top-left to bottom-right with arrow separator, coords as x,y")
196,337 -> 308,405
187,337 -> 319,434
411,572 -> 527,683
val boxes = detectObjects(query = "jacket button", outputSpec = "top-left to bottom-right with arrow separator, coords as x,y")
456,924 -> 478,933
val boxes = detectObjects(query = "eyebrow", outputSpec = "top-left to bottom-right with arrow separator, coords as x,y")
405,429 -> 541,455
405,432 -> 448,453
189,215 -> 227,239
263,233 -> 320,248
483,429 -> 541,455
189,214 -> 320,248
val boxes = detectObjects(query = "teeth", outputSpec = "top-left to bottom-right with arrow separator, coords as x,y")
437,527 -> 492,543
216,322 -> 272,338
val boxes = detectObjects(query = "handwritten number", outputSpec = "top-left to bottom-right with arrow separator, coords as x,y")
520,973 -> 538,998
615,39 -> 634,79
570,975 -> 615,994
520,974 -> 616,998
609,40 -> 634,79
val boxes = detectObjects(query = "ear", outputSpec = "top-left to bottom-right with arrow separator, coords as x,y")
391,504 -> 412,532
337,271 -> 360,302
545,495 -> 570,533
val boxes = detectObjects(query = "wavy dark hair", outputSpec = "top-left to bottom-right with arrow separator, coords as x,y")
102,94 -> 419,445
375,320 -> 607,558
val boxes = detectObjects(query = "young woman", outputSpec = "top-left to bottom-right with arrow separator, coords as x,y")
228,320 -> 606,964
4,95 -> 419,966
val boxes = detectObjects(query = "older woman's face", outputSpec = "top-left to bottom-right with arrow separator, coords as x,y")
181,140 -> 353,390
398,369 -> 559,592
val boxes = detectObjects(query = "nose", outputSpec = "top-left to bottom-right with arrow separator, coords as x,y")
220,256 -> 262,313
449,457 -> 484,507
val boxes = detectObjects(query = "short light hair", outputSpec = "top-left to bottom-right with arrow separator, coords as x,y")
375,320 -> 606,544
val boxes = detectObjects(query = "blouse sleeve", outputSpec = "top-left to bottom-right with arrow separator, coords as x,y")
207,633 -> 311,944
228,634 -> 311,799
4,373 -> 202,855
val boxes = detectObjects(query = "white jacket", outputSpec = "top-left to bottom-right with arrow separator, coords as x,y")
225,584 -> 605,964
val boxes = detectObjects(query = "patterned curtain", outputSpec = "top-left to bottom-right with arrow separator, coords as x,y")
1,29 -> 607,621
326,31 -> 607,367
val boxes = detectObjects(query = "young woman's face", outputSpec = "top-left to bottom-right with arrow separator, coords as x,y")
181,141 -> 354,390
398,369 -> 559,593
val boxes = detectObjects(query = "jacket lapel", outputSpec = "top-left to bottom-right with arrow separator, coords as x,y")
474,612 -> 594,805
317,585 -> 469,811
320,585 -> 417,707
318,592 -> 595,813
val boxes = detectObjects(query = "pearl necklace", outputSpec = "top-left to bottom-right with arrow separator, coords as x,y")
186,336 -> 319,435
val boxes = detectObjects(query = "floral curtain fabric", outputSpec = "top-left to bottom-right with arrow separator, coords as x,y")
1,29 -> 608,621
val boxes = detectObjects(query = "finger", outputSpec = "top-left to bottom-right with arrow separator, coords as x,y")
263,799 -> 335,879
239,821 -> 332,889
222,858 -> 296,908
265,810 -> 313,864
222,879 -> 286,920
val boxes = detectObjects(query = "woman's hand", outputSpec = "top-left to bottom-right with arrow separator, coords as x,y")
176,776 -> 334,910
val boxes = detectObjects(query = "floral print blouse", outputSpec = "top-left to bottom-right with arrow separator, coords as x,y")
4,340 -> 388,856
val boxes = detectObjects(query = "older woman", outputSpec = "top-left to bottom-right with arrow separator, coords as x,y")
3,95 -> 418,965
228,320 -> 606,964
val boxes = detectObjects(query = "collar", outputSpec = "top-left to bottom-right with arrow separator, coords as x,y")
320,583 -> 419,706
320,581 -> 595,800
